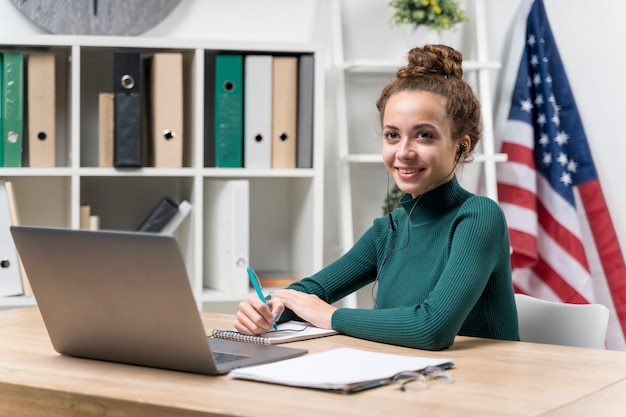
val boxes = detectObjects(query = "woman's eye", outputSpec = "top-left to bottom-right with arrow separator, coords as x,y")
384,131 -> 400,141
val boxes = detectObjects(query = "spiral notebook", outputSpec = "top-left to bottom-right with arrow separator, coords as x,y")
211,321 -> 338,345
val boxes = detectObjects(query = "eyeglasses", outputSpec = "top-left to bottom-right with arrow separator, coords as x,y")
391,366 -> 454,392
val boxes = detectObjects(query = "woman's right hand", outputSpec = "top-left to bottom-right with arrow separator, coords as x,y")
233,293 -> 284,335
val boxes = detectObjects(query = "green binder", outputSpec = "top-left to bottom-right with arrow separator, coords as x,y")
0,53 -> 3,167
3,52 -> 24,167
214,54 -> 243,168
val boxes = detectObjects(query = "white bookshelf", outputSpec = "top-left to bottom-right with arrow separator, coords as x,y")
0,35 -> 325,308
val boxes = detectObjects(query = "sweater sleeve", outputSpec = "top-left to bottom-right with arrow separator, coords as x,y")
276,217 -> 392,323
331,197 -> 512,350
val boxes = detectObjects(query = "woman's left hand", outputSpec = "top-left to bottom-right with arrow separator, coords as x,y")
271,289 -> 337,330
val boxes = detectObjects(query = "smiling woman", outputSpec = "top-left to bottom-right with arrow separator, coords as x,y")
9,0 -> 182,35
234,45 -> 519,351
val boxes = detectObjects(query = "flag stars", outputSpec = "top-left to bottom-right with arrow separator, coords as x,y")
520,98 -> 533,112
559,171 -> 573,186
527,33 -> 537,47
567,159 -> 578,173
537,113 -> 547,126
530,54 -> 539,66
557,152 -> 569,166
535,94 -> 544,106
555,130 -> 569,146
552,114 -> 561,127
538,133 -> 549,146
542,152 -> 552,165
533,73 -> 542,86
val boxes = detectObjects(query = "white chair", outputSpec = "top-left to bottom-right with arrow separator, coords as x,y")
514,293 -> 610,349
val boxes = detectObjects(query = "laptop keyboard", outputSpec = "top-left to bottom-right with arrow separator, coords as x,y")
212,351 -> 249,364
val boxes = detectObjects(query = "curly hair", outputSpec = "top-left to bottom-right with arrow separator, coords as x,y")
376,45 -> 482,153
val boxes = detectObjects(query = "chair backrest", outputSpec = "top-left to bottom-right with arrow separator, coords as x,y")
514,293 -> 610,349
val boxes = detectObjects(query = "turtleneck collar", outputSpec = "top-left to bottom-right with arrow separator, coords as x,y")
398,176 -> 472,224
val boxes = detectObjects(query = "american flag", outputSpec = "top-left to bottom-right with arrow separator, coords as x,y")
495,0 -> 626,350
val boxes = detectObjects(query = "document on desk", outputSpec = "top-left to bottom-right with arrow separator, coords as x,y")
228,347 -> 453,393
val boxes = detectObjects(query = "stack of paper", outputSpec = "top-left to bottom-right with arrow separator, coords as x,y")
229,347 -> 453,393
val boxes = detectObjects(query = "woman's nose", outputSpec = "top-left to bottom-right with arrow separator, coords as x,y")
397,138 -> 414,158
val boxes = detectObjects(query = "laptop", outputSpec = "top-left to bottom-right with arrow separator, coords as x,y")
10,226 -> 307,375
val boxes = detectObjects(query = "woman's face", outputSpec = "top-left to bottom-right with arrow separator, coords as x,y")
382,90 -> 462,199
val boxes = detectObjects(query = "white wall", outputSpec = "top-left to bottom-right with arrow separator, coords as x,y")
2,0 -> 625,268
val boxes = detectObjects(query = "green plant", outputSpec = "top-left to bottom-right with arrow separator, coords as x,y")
382,184 -> 405,215
388,0 -> 469,31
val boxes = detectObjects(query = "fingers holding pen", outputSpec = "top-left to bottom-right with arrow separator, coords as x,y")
234,294 -> 284,335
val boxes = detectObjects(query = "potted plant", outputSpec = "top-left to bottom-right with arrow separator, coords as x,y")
388,0 -> 469,31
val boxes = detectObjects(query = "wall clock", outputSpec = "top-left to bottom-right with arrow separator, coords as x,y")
10,0 -> 183,36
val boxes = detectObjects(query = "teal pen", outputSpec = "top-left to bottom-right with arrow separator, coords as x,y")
247,267 -> 278,331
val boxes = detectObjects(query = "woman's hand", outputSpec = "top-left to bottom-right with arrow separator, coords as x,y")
270,289 -> 337,330
234,294 -> 285,335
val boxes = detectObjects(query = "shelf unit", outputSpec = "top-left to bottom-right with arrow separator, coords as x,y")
0,35 -> 325,308
329,0 -> 507,307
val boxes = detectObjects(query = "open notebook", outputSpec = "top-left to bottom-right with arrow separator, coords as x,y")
211,321 -> 338,345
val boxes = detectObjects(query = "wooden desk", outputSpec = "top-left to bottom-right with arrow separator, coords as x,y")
1,307 -> 625,417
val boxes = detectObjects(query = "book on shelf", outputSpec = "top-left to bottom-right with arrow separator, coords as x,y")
257,270 -> 299,288
98,92 -> 114,167
212,321 -> 337,345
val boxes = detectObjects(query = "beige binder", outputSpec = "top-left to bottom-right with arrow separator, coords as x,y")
98,92 -> 114,167
271,56 -> 298,169
150,53 -> 184,168
27,52 -> 56,167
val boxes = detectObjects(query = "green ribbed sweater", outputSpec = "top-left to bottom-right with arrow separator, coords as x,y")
282,177 -> 519,350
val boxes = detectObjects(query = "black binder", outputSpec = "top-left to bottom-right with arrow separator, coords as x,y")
136,197 -> 179,233
114,51 -> 142,168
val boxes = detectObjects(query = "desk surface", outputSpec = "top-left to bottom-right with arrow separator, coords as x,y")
1,307 -> 626,417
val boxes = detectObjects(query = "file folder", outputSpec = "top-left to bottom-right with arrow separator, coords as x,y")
0,53 -> 4,166
3,52 -> 24,167
98,92 -> 114,167
136,197 -> 179,233
244,55 -> 272,169
0,179 -> 23,296
214,54 -> 243,168
149,52 -> 183,168
204,180 -> 249,297
4,180 -> 31,296
297,55 -> 314,169
203,52 -> 216,167
271,56 -> 297,168
114,51 -> 142,168
27,52 -> 56,167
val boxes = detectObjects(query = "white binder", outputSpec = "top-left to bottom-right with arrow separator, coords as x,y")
0,180 -> 24,296
244,55 -> 272,169
203,180 -> 249,297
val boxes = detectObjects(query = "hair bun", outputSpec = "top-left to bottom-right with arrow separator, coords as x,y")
397,44 -> 463,80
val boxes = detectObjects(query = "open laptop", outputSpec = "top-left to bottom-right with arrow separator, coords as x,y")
10,226 -> 307,375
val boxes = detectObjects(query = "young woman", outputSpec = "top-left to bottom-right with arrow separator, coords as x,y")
234,45 -> 519,350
